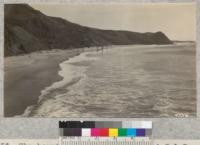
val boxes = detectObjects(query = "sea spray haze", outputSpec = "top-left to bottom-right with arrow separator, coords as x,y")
4,3 -> 196,117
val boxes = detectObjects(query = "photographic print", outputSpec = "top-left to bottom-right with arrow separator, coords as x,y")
4,3 -> 196,117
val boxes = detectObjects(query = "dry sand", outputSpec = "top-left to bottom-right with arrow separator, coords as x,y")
4,48 -> 95,117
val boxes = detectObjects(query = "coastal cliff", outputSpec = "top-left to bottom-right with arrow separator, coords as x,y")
4,4 -> 173,56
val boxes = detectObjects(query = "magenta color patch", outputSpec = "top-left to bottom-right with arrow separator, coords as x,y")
91,128 -> 100,136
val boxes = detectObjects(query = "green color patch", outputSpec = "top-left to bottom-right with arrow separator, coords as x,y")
118,128 -> 127,136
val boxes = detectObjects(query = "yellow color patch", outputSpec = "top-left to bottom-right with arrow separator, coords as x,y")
109,128 -> 118,137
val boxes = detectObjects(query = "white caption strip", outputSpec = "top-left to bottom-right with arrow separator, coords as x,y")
1,139 -> 200,145
154,140 -> 200,145
0,139 -> 58,145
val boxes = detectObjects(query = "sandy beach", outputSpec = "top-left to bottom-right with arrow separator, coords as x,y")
4,43 -> 196,117
4,48 -> 94,117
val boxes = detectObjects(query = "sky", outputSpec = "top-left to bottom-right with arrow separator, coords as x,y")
31,3 -> 196,41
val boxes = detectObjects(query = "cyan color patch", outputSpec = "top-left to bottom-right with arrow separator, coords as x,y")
127,128 -> 136,137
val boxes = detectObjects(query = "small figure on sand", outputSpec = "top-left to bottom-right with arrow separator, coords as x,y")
101,46 -> 104,55
96,45 -> 104,55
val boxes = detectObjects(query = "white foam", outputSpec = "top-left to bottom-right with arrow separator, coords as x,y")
21,50 -> 99,117
40,51 -> 98,100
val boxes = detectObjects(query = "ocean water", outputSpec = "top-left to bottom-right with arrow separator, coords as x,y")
22,43 -> 196,117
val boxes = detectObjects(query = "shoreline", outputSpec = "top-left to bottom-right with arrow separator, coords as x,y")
4,43 -> 191,117
4,47 -> 96,117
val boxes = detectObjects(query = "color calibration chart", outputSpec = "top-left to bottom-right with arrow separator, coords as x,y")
59,121 -> 152,145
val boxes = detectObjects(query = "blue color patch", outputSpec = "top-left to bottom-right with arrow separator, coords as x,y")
126,129 -> 136,137
136,129 -> 145,136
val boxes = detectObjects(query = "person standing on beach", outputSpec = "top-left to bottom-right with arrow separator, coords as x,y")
101,46 -> 104,55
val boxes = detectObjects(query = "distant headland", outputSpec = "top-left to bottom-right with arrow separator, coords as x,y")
4,4 -> 173,56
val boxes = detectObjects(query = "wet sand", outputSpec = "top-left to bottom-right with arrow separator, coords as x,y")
4,43 -> 196,117
4,48 -> 89,117
20,43 -> 196,118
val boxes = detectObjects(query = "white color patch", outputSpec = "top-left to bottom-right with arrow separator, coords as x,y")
82,128 -> 91,136
142,121 -> 152,129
